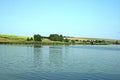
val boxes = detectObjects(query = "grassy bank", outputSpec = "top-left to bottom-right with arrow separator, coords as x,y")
0,34 -> 69,45
0,34 -> 119,45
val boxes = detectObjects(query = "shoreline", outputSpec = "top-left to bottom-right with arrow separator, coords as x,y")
0,41 -> 118,45
0,34 -> 120,45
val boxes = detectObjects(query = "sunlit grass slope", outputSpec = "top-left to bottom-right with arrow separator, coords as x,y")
0,34 -> 28,42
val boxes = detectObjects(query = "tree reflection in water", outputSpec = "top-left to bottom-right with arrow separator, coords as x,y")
33,45 -> 42,68
49,46 -> 63,71
33,45 -> 64,72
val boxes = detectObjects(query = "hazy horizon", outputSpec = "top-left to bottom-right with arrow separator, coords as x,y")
0,0 -> 120,39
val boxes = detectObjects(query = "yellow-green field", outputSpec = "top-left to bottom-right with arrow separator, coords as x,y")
0,34 -> 28,42
0,34 -> 119,45
0,34 -> 61,44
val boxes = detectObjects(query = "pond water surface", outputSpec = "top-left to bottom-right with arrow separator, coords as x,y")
0,44 -> 120,80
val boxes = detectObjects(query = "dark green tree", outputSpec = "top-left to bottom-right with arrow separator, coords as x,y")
71,40 -> 75,44
34,34 -> 42,42
27,37 -> 30,41
75,40 -> 79,41
90,41 -> 94,45
64,38 -> 69,42
59,35 -> 63,41
30,37 -> 33,41
115,40 -> 119,44
49,34 -> 59,41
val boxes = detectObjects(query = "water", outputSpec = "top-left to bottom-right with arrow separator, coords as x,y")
0,44 -> 120,80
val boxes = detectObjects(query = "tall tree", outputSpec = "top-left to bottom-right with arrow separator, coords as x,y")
49,34 -> 59,41
59,35 -> 63,41
27,37 -> 30,41
30,37 -> 33,41
34,34 -> 42,42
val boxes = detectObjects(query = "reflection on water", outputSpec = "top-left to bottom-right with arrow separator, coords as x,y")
33,46 -> 42,67
34,43 -> 42,48
33,46 -> 64,71
33,45 -> 120,73
49,46 -> 63,71
69,45 -> 120,51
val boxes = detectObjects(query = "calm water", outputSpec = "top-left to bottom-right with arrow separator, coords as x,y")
0,44 -> 120,80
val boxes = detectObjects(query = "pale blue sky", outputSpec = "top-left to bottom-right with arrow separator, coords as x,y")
0,0 -> 120,39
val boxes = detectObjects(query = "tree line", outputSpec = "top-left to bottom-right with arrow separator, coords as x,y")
26,34 -> 120,45
26,34 -> 64,42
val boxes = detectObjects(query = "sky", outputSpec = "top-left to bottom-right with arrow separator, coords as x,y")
0,0 -> 120,39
